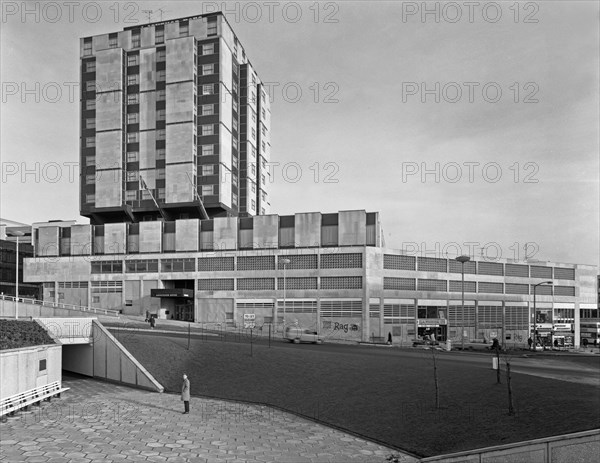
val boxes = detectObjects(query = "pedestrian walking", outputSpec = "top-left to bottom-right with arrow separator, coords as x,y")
181,374 -> 190,414
528,337 -> 533,350
387,332 -> 392,345
150,316 -> 156,329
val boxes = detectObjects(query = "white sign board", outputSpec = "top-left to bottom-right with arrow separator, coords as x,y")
244,313 -> 255,329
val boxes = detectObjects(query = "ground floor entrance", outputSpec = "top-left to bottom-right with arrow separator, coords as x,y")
417,325 -> 448,342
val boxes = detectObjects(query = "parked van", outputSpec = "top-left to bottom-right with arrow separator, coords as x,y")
285,327 -> 323,344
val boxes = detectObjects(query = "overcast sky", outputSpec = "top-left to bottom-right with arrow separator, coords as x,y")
1,1 -> 598,265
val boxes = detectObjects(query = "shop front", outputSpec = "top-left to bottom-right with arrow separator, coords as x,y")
552,323 -> 573,348
534,323 -> 553,349
417,318 -> 448,342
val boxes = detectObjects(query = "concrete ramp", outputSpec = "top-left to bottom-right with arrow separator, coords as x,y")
35,318 -> 163,392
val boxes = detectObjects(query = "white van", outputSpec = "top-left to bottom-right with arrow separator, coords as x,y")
285,327 -> 323,344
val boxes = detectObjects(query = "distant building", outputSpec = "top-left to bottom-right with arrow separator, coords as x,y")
80,12 -> 271,224
1,219 -> 41,299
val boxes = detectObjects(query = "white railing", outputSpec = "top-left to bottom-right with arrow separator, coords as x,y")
0,294 -> 120,317
1,381 -> 70,417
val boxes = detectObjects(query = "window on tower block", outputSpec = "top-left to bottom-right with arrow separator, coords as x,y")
202,165 -> 214,176
131,32 -> 140,48
207,20 -> 217,36
201,145 -> 214,156
83,40 -> 92,56
201,125 -> 214,136
155,28 -> 164,44
109,34 -> 118,48
201,185 -> 214,196
202,64 -> 214,75
85,100 -> 96,110
202,43 -> 214,55
179,22 -> 189,36
202,84 -> 214,95
127,54 -> 138,66
201,104 -> 214,116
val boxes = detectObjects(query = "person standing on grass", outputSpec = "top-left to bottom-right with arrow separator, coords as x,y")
181,374 -> 190,414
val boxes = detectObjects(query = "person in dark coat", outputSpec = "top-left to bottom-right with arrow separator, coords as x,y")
181,374 -> 190,414
150,316 -> 156,329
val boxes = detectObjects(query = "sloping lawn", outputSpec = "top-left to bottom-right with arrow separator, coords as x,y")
119,333 -> 600,457
0,319 -> 55,350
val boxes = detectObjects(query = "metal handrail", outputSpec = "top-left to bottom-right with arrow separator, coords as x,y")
0,294 -> 120,316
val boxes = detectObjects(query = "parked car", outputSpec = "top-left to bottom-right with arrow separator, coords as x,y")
285,327 -> 323,344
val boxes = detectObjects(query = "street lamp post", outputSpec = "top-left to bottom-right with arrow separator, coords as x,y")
455,256 -> 471,351
11,231 -> 25,320
532,281 -> 553,351
280,258 -> 291,333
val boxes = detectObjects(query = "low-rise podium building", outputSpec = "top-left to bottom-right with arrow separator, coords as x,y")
23,210 -> 598,347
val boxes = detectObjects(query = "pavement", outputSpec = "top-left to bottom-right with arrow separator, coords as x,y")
0,374 -> 418,463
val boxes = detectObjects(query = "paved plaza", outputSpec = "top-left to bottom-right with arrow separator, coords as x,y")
0,375 -> 417,463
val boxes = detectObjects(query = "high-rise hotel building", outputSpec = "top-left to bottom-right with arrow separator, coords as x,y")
80,12 -> 271,224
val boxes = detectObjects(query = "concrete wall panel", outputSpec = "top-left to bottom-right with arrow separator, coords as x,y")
139,222 -> 162,253
96,131 -> 122,170
37,227 -> 60,257
166,163 -> 194,203
104,223 -> 126,254
166,122 -> 194,162
139,91 -> 156,131
96,92 -> 122,131
166,82 -> 194,124
339,210 -> 367,246
139,130 -> 156,169
95,48 -> 123,92
213,217 -> 237,250
96,167 -> 122,208
176,219 -> 200,252
70,225 -> 93,255
166,37 -> 195,83
295,213 -> 321,248
253,215 -> 278,248
139,48 -> 156,92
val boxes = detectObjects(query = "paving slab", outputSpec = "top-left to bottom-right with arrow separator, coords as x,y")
1,375 -> 417,463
